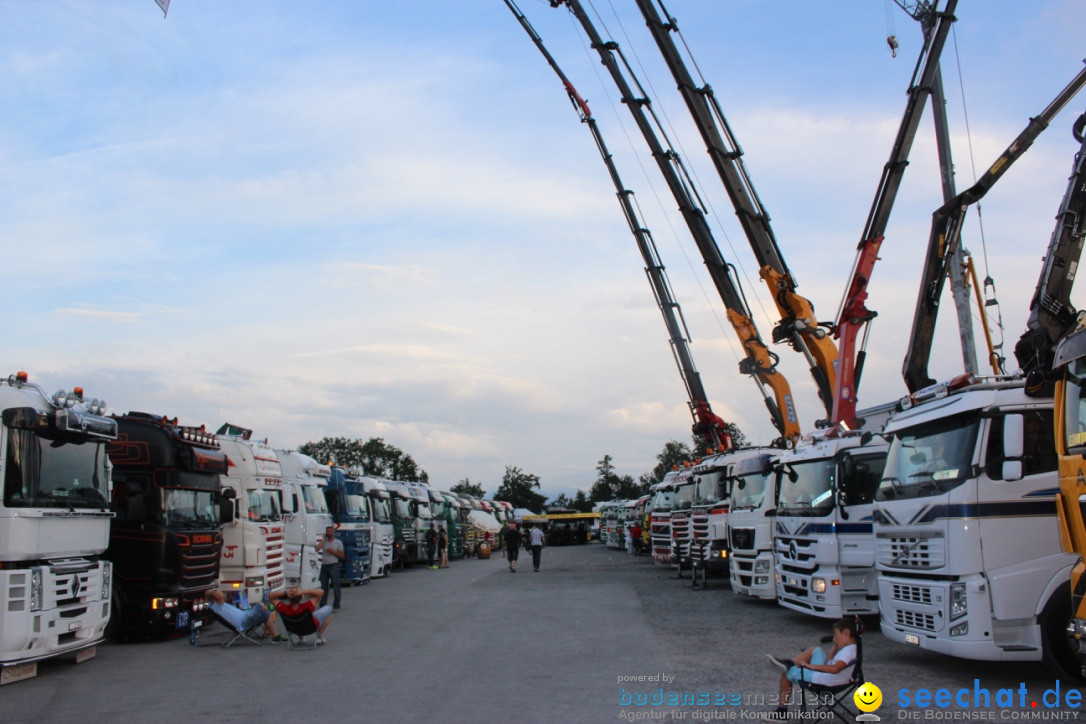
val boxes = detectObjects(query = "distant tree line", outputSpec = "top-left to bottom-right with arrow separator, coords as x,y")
300,422 -> 746,515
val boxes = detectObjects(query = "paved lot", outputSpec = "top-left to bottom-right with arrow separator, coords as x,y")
3,544 -> 1084,722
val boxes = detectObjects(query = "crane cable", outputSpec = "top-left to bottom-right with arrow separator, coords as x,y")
949,24 -> 1007,372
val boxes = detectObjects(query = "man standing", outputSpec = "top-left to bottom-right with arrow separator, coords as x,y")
425,523 -> 439,569
504,521 -> 521,573
529,524 -> 545,572
315,524 -> 344,611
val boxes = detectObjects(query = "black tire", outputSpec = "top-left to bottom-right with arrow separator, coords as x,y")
105,586 -> 125,642
1041,583 -> 1084,683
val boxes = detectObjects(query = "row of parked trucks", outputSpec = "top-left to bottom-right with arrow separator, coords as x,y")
0,376 -> 515,684
505,0 -> 1086,684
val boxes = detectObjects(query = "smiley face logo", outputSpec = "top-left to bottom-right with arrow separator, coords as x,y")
854,682 -> 882,712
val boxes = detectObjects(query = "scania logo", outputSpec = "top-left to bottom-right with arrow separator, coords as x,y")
788,541 -> 798,560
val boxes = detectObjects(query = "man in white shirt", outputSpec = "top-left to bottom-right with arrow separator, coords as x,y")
528,525 -> 545,572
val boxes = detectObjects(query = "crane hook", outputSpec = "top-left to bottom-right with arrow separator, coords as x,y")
886,35 -> 899,58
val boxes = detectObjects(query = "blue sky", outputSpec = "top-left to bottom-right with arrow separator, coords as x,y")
2,0 -> 1083,500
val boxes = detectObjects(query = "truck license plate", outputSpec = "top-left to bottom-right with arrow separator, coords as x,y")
904,633 -> 920,646
1,663 -> 38,685
176,611 -> 190,629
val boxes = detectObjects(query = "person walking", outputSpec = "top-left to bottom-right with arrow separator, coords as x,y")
315,524 -> 344,611
438,526 -> 449,568
425,523 -> 439,569
529,524 -> 545,572
504,521 -> 522,573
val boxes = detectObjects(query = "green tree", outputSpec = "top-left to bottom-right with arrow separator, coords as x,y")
590,454 -> 641,503
639,440 -> 697,492
298,436 -> 428,482
494,465 -> 546,513
450,478 -> 485,498
549,493 -> 573,510
571,490 -> 592,513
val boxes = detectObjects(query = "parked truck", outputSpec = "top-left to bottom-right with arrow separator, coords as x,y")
276,450 -> 335,590
725,450 -> 778,599
324,466 -> 373,583
773,418 -> 891,619
0,372 -> 116,684
214,424 -> 285,606
875,377 -> 1076,677
357,474 -> 393,577
106,412 -> 228,640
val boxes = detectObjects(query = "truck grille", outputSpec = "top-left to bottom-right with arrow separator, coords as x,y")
178,531 -> 223,590
877,534 -> 945,569
264,525 -> 285,590
895,608 -> 936,631
890,582 -> 932,605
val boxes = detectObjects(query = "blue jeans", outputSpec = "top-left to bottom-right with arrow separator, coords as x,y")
319,563 -> 341,608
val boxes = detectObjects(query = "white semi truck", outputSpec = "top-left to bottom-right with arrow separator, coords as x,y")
215,424 -> 285,606
874,377 -> 1077,677
0,371 -> 116,684
276,450 -> 334,590
773,419 -> 891,619
722,450 -> 777,599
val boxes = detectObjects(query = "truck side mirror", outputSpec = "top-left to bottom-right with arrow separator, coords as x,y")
1003,414 -> 1025,458
1001,414 -> 1025,481
220,488 -> 236,524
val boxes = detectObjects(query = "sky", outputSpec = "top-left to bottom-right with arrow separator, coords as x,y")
1,0 -> 1084,501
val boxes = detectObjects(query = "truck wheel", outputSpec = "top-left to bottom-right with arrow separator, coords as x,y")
105,587 -> 125,642
1041,584 -> 1083,682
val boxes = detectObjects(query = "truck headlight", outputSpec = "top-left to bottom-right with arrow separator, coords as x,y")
30,568 -> 43,612
102,561 -> 112,600
812,577 -> 827,594
755,560 -> 771,574
950,622 -> 968,637
151,597 -> 180,610
245,576 -> 264,589
950,582 -> 967,620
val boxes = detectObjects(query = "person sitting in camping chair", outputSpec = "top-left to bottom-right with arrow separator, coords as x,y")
202,588 -> 284,647
269,586 -> 334,648
765,616 -> 861,719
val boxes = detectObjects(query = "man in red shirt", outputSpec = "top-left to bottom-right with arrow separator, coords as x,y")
269,587 -> 334,643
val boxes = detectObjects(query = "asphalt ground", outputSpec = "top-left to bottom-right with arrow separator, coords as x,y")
3,544 -> 1084,723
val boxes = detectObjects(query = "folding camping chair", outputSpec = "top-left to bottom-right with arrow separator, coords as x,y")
798,621 -> 864,723
195,606 -> 267,648
277,606 -> 322,650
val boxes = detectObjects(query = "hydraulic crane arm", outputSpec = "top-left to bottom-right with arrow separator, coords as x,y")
1014,111 -> 1086,395
503,0 -> 732,450
903,64 -> 1086,392
830,0 -> 957,429
551,0 -> 801,441
632,0 -> 838,417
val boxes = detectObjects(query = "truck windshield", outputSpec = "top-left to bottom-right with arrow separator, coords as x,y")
3,429 -> 109,509
651,489 -> 674,512
693,470 -> 727,505
673,484 -> 695,510
247,489 -> 281,522
302,486 -> 329,514
392,496 -> 412,520
371,495 -> 392,523
878,414 -> 980,501
1063,357 -> 1086,455
731,471 -> 772,510
344,494 -> 370,522
777,459 -> 835,514
163,488 -> 218,526
416,501 -> 433,520
432,500 -> 447,519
